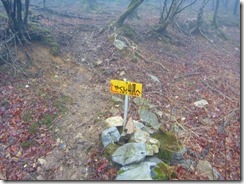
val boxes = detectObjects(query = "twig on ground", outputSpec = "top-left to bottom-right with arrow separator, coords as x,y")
174,72 -> 201,81
146,91 -> 172,102
201,78 -> 237,103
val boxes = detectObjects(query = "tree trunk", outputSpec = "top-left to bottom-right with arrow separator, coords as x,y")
233,0 -> 239,15
212,0 -> 219,28
24,0 -> 30,24
1,0 -> 30,41
43,0 -> 46,9
155,0 -> 178,34
190,0 -> 209,34
116,0 -> 144,27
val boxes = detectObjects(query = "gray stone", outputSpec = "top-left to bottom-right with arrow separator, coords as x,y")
105,116 -> 124,127
172,147 -> 187,162
144,156 -> 163,165
194,99 -> 208,108
113,39 -> 127,50
116,162 -> 154,180
112,142 -> 147,166
111,96 -> 123,103
101,126 -> 120,147
138,108 -> 160,130
130,130 -> 150,143
133,120 -> 145,130
147,74 -> 160,83
196,160 -> 218,180
133,98 -> 150,107
179,159 -> 195,171
142,126 -> 155,134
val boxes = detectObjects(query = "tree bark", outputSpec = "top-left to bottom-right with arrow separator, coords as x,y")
116,0 -> 144,27
1,0 -> 30,40
233,0 -> 239,15
212,0 -> 219,28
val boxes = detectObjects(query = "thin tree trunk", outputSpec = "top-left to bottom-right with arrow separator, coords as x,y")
116,0 -> 144,27
212,0 -> 219,28
233,0 -> 239,15
24,0 -> 30,24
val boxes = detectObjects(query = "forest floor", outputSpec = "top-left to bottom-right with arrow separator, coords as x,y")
0,1 -> 240,180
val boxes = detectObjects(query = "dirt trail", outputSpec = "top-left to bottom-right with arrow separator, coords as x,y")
24,44 -> 109,180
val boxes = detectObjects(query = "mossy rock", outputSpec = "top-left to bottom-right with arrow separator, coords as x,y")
104,143 -> 120,158
151,127 -> 183,163
152,162 -> 175,180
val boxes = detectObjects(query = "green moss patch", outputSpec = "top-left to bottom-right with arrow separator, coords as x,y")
153,162 -> 175,180
151,128 -> 182,163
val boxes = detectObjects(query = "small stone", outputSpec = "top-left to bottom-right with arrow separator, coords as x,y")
101,126 -> 120,147
133,120 -> 145,130
37,175 -> 44,180
194,99 -> 208,108
147,74 -> 160,83
113,39 -> 127,50
142,126 -> 154,134
125,117 -> 135,134
196,160 -> 218,180
130,130 -> 150,143
112,142 -> 147,166
105,116 -> 124,127
111,96 -> 123,103
138,108 -> 160,130
59,143 -> 66,150
95,60 -> 103,66
116,162 -> 153,180
119,71 -> 125,76
38,158 -> 47,165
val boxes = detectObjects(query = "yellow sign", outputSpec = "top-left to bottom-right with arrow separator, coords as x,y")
110,80 -> 143,97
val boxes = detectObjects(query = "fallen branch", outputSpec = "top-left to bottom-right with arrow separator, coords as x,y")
174,72 -> 201,82
146,91 -> 171,102
201,78 -> 237,103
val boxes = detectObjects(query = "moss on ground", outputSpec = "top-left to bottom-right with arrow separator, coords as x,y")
151,128 -> 182,163
153,162 -> 175,180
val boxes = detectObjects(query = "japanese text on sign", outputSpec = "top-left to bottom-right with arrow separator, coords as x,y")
110,80 -> 143,97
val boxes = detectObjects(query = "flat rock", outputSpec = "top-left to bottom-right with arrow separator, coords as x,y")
116,162 -> 154,180
133,120 -> 145,130
101,126 -> 120,147
112,142 -> 147,166
105,116 -> 124,127
194,99 -> 208,108
138,108 -> 160,130
125,117 -> 135,134
196,160 -> 218,180
130,129 -> 150,143
113,39 -> 127,50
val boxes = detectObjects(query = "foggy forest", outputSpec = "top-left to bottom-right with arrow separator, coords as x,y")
0,0 -> 240,181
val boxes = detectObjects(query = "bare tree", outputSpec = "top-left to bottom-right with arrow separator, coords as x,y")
212,0 -> 219,28
1,0 -> 30,41
190,0 -> 209,34
116,0 -> 144,27
153,0 -> 198,35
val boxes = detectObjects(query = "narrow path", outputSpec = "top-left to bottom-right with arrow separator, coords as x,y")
26,44 -> 109,180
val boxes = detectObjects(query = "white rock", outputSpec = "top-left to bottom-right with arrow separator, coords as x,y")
194,99 -> 209,108
38,158 -> 47,165
196,160 -> 218,180
105,116 -> 124,127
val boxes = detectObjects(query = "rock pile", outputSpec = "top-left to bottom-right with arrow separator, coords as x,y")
101,115 -> 184,180
100,97 -> 220,180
